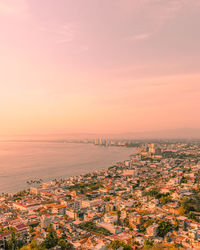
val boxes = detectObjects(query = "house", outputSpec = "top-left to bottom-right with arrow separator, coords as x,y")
97,222 -> 123,234
51,204 -> 66,215
146,224 -> 159,237
0,232 -> 11,248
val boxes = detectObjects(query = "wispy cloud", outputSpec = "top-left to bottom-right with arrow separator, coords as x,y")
119,0 -> 200,43
0,0 -> 29,19
40,22 -> 88,52
55,24 -> 76,44
129,32 -> 153,41
40,23 -> 77,44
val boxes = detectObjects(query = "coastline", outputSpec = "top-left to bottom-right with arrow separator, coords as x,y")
0,142 -> 137,195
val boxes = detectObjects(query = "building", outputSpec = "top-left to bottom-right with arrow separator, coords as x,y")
122,170 -> 137,177
51,204 -> 66,215
146,224 -> 159,237
13,202 -> 41,212
97,222 -> 123,234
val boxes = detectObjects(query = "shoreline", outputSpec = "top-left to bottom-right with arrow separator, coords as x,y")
0,143 -> 137,195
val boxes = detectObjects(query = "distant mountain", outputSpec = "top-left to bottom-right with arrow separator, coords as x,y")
52,128 -> 200,140
2,128 -> 200,141
116,128 -> 200,140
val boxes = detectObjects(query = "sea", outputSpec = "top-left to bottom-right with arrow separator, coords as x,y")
0,142 -> 135,194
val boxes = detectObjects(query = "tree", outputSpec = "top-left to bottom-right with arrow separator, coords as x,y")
58,240 -> 74,250
178,206 -> 186,216
7,231 -> 23,250
79,221 -> 111,236
143,239 -> 154,249
117,210 -> 121,225
157,220 -> 173,238
108,240 -> 131,250
29,226 -> 35,234
58,239 -> 67,250
159,195 -> 171,205
174,218 -> 179,230
7,232 -> 17,250
42,228 -> 58,249
65,194 -> 72,200
20,239 -> 46,250
180,176 -> 188,184
65,242 -> 74,250
30,239 -> 46,249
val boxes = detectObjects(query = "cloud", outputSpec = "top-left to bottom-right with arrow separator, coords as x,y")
40,23 -> 77,44
118,0 -> 200,42
0,0 -> 29,19
55,24 -> 76,44
129,33 -> 153,41
40,22 -> 88,52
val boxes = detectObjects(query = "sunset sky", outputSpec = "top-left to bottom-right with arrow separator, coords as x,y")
0,0 -> 200,136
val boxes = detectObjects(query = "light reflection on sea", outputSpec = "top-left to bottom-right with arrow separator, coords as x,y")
0,142 -> 135,193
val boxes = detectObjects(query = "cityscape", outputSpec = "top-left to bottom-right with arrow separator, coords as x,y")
1,0 -> 200,249
1,141 -> 200,249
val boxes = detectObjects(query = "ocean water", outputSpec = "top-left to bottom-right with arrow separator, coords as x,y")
0,142 -> 135,194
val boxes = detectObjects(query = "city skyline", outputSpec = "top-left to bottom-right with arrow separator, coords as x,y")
1,0 -> 200,136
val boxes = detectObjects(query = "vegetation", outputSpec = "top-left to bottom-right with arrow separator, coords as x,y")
144,188 -> 171,204
58,239 -> 74,250
26,179 -> 43,185
78,221 -> 111,236
180,176 -> 188,184
157,220 -> 173,238
179,195 -> 200,218
20,239 -> 46,250
68,182 -> 103,194
20,236 -> 73,250
144,243 -> 180,250
13,191 -> 27,198
116,210 -> 121,226
42,228 -> 58,249
108,240 -> 131,250
137,218 -> 154,233
143,239 -> 154,249
159,195 -> 172,205
162,151 -> 200,160
6,231 -> 25,250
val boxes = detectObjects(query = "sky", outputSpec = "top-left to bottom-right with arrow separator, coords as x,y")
0,0 -> 200,137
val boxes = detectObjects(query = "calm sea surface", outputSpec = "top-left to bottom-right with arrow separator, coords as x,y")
0,142 -> 135,194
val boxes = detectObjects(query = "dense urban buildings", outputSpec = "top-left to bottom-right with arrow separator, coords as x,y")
1,141 -> 200,249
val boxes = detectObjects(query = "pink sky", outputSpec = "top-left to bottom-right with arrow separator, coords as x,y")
0,0 -> 200,136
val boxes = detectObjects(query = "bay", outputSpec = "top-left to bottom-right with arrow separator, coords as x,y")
0,142 -> 135,194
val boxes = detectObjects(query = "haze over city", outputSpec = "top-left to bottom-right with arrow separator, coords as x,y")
2,2 -> 200,249
1,0 -> 200,137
